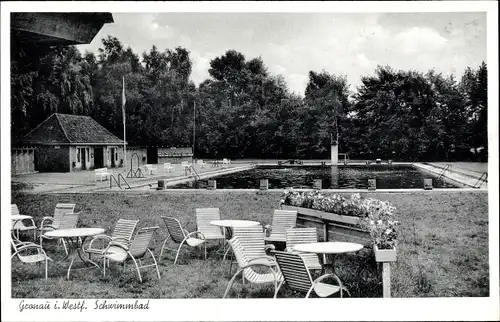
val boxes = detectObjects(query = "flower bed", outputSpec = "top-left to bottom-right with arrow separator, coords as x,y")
280,189 -> 399,250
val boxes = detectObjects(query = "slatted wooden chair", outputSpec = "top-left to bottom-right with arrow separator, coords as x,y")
11,238 -> 52,279
103,226 -> 161,283
11,204 -> 37,241
195,208 -> 225,257
285,228 -> 323,271
38,203 -> 76,244
84,219 -> 139,258
264,210 -> 297,243
229,225 -> 276,275
39,212 -> 80,254
223,236 -> 283,298
159,216 -> 206,264
273,251 -> 347,298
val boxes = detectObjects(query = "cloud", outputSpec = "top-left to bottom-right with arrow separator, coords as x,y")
394,27 -> 448,55
356,53 -> 376,69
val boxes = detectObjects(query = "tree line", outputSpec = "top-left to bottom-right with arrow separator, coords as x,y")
11,36 -> 487,161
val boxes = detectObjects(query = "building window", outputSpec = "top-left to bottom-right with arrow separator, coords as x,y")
77,149 -> 80,162
115,152 -> 118,161
87,148 -> 90,161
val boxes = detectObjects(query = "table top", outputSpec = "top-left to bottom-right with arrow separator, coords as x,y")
293,242 -> 363,254
210,220 -> 261,228
44,228 -> 105,238
11,215 -> 33,220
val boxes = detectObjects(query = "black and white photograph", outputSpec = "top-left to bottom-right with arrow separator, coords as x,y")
1,1 -> 498,321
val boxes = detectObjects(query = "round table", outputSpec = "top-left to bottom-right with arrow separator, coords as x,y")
11,215 -> 35,241
210,220 -> 261,260
45,228 -> 105,279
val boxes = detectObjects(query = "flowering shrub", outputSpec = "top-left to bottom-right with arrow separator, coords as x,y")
280,189 -> 399,249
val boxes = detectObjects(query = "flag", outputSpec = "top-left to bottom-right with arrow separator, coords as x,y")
122,76 -> 126,125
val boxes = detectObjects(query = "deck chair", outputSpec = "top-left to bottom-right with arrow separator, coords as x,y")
285,228 -> 323,271
11,204 -> 37,241
273,251 -> 347,298
163,163 -> 174,173
84,219 -> 139,258
11,238 -> 52,279
102,226 -> 161,283
159,216 -> 206,264
39,212 -> 80,254
223,236 -> 283,298
38,203 -> 76,242
229,225 -> 276,275
195,208 -> 225,256
264,210 -> 297,243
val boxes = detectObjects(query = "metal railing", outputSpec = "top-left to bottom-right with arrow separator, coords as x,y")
184,165 -> 201,181
109,173 -> 131,189
474,172 -> 488,188
437,164 -> 451,179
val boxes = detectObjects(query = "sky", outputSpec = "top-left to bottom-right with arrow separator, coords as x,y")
77,12 -> 486,96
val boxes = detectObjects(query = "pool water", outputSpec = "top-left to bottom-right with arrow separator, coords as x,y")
172,165 -> 459,189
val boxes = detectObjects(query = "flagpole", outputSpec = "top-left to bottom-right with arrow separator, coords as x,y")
122,76 -> 127,172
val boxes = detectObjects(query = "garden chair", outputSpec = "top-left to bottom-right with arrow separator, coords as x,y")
264,210 -> 297,243
159,216 -> 206,264
196,159 -> 206,168
11,237 -> 52,279
195,208 -> 225,256
223,236 -> 282,298
163,162 -> 174,173
273,251 -> 347,298
84,219 -> 139,258
38,203 -> 76,241
229,225 -> 276,275
222,158 -> 231,165
285,228 -> 323,271
39,212 -> 80,254
11,204 -> 37,241
102,226 -> 161,283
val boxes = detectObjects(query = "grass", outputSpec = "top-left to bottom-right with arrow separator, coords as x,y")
10,190 -> 488,298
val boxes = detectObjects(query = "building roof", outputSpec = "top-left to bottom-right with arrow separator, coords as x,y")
23,113 -> 124,145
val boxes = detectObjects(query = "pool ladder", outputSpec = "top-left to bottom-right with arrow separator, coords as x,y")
185,165 -> 201,181
437,164 -> 451,179
109,173 -> 131,189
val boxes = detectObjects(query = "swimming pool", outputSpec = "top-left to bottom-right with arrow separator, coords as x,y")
171,165 -> 460,189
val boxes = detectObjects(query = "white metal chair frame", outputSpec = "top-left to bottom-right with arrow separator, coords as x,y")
285,227 -> 323,271
223,236 -> 282,298
102,226 -> 161,283
273,251 -> 348,298
264,210 -> 297,243
195,208 -> 225,257
84,219 -> 139,258
39,212 -> 81,255
11,239 -> 52,280
159,216 -> 206,265
11,204 -> 37,241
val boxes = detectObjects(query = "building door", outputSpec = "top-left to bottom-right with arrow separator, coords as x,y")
147,147 -> 158,164
110,148 -> 116,167
81,148 -> 86,170
94,147 -> 103,168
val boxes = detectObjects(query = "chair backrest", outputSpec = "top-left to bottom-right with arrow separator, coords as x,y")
271,210 -> 297,235
58,212 -> 80,230
112,219 -> 140,242
162,216 -> 187,243
232,225 -> 266,260
11,204 -> 20,215
129,226 -> 159,258
196,208 -> 221,236
228,236 -> 250,268
286,227 -> 318,248
53,203 -> 76,229
274,251 -> 313,294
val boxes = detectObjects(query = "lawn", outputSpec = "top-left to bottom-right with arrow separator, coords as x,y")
10,190 -> 489,298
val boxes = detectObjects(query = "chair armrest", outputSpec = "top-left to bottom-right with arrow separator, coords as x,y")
86,235 -> 112,249
247,256 -> 277,266
39,217 -> 54,229
264,224 -> 272,236
107,241 -> 129,251
186,231 -> 205,240
312,273 -> 342,286
11,244 -> 45,259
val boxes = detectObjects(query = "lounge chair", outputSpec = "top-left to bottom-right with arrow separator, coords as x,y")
11,238 -> 52,279
11,204 -> 37,241
223,236 -> 282,298
273,251 -> 346,298
285,228 -> 323,271
159,216 -> 206,264
264,210 -> 297,243
38,203 -> 76,243
84,219 -> 139,258
196,160 -> 206,168
230,225 -> 276,275
102,226 -> 161,283
39,212 -> 80,254
195,208 -> 226,257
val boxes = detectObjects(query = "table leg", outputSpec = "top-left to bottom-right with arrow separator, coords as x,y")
323,254 -> 351,297
65,237 -> 100,279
